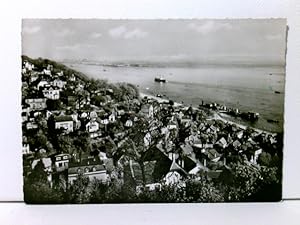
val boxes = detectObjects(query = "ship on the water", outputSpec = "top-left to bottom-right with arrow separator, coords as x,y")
154,76 -> 166,83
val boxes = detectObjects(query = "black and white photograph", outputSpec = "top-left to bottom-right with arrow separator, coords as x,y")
21,19 -> 287,203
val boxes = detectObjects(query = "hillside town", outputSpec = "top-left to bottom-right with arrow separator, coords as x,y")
22,56 -> 283,203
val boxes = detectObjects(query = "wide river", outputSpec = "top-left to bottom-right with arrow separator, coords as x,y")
64,62 -> 285,133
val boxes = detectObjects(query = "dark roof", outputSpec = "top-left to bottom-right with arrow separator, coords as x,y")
207,170 -> 222,179
68,164 -> 106,175
206,149 -> 221,160
54,115 -> 73,122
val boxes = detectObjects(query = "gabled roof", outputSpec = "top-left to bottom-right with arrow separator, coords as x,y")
169,160 -> 187,175
232,140 -> 241,148
32,157 -> 52,169
217,137 -> 227,146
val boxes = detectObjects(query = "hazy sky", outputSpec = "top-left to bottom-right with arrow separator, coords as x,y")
22,19 -> 287,64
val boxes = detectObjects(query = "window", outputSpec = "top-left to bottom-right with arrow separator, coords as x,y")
56,157 -> 61,161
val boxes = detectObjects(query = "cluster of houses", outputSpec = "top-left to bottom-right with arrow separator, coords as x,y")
22,58 -> 279,196
123,97 -> 278,192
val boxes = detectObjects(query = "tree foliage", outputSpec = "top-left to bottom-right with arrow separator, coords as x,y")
24,160 -> 64,203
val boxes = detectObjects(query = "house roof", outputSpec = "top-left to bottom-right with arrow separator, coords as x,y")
189,163 -> 209,174
169,160 -> 187,175
207,149 -> 221,160
140,104 -> 152,113
217,137 -> 227,146
68,164 -> 106,175
69,155 -> 102,167
32,158 -> 52,169
54,115 -> 73,122
207,170 -> 222,179
232,140 -> 241,148
180,144 -> 193,155
55,153 -> 70,158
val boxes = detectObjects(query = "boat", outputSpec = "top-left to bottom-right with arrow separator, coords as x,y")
267,119 -> 279,123
154,76 -> 166,83
274,91 -> 281,94
241,111 -> 259,121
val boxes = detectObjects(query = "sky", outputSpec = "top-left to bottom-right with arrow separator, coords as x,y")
22,19 -> 287,65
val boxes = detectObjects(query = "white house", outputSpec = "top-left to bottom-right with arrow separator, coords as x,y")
216,137 -> 228,149
167,120 -> 178,130
144,132 -> 152,147
109,113 -> 116,123
37,80 -> 49,90
51,79 -> 66,89
57,71 -> 64,76
22,107 -> 30,123
54,153 -> 70,172
125,119 -> 133,127
86,121 -> 99,133
22,143 -> 31,155
237,130 -> 244,139
89,111 -> 98,119
69,74 -> 76,81
42,86 -> 60,100
43,69 -> 52,76
24,61 -> 34,71
54,116 -> 74,133
26,121 -> 38,130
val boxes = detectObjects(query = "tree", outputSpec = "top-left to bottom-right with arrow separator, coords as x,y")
91,95 -> 106,106
57,135 -> 75,154
221,163 -> 261,201
73,131 -> 91,161
46,99 -> 62,110
184,178 -> 224,202
27,129 -> 48,151
68,174 -> 91,203
257,152 -> 272,167
24,160 -> 64,203
89,179 -> 109,203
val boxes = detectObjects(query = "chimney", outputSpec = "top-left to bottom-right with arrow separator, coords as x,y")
223,157 -> 226,165
204,159 -> 207,167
